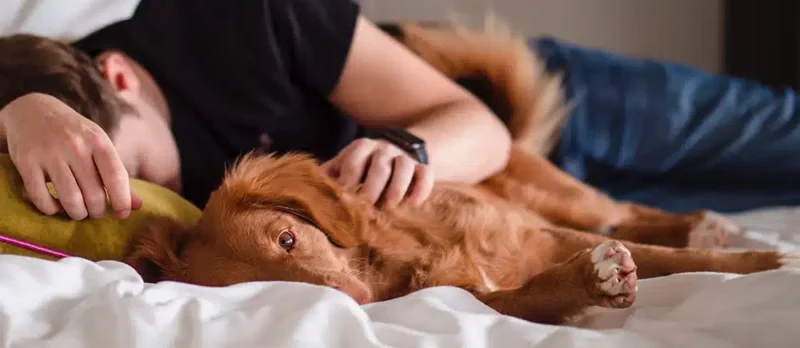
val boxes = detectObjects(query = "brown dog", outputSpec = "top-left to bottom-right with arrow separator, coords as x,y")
124,151 -> 799,326
123,22 -> 800,326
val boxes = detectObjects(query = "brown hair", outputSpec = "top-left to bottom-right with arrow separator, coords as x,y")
0,34 -> 132,133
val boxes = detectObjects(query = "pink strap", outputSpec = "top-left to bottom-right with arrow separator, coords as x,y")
0,234 -> 71,259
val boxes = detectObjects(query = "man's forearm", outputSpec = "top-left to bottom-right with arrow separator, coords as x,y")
407,99 -> 511,184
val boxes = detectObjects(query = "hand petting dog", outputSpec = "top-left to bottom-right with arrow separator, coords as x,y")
321,137 -> 434,208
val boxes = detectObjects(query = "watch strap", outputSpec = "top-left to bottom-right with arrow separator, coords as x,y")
368,128 -> 429,165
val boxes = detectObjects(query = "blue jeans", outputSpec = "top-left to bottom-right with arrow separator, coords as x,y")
531,37 -> 800,213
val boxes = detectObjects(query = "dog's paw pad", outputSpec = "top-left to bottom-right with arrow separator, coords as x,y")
779,253 -> 800,270
688,211 -> 742,249
590,240 -> 638,307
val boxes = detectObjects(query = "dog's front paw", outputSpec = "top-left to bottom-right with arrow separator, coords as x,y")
589,240 -> 638,308
688,211 -> 742,249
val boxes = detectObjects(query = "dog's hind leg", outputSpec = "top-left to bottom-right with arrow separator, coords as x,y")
481,148 -> 741,248
610,206 -> 741,249
476,225 -> 794,325
537,226 -> 793,279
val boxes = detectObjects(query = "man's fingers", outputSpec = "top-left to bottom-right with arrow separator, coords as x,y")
382,156 -> 416,208
337,139 -> 377,189
322,138 -> 361,179
405,164 -> 434,207
92,139 -> 132,219
46,161 -> 88,220
70,154 -> 108,219
359,152 -> 395,204
131,190 -> 143,210
17,163 -> 62,216
320,159 -> 340,178
328,138 -> 433,208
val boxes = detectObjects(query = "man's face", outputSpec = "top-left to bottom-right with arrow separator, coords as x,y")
98,51 -> 182,193
110,109 -> 181,192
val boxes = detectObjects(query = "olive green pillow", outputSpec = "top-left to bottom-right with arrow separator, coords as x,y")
0,154 -> 201,261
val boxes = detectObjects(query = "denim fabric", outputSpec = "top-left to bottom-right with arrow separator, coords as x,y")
531,37 -> 800,213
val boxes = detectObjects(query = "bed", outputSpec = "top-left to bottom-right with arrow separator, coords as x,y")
0,211 -> 798,348
1,1 -> 799,347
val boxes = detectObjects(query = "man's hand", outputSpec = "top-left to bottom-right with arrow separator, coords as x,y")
1,93 -> 141,220
321,138 -> 434,208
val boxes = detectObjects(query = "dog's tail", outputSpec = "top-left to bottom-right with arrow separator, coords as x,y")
386,16 -> 570,155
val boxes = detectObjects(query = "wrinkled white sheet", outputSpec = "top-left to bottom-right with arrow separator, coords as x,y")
0,209 -> 798,348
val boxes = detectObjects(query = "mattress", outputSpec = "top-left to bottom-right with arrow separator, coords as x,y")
727,206 -> 800,253
0,208 -> 797,348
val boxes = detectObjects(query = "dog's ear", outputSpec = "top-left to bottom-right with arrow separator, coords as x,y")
222,153 -> 366,248
123,216 -> 190,283
270,177 -> 364,248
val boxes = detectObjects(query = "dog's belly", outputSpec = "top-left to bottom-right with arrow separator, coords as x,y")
416,184 -> 549,292
431,187 -> 549,291
423,183 -> 552,227
468,234 -> 547,292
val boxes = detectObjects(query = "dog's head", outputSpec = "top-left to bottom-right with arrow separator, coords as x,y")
123,153 -> 375,304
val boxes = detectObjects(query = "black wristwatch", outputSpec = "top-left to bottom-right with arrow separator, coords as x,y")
372,128 -> 429,165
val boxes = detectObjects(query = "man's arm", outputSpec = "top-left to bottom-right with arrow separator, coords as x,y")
329,16 -> 512,184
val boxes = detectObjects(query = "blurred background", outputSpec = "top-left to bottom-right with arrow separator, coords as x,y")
1,0 -> 796,90
362,0 -> 723,72
360,0 -> 799,90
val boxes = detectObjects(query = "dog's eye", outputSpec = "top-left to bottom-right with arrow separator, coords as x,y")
277,230 -> 295,251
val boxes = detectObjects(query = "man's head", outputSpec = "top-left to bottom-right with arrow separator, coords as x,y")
0,34 -> 179,190
0,34 -> 131,133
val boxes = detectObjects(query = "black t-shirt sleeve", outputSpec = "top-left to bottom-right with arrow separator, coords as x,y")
268,0 -> 360,96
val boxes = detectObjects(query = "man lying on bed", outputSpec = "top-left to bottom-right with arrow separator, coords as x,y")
1,0 -> 799,224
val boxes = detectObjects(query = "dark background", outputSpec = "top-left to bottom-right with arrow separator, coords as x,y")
725,1 -> 800,90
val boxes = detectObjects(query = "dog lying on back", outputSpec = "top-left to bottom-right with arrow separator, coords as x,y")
123,22 -> 800,325
126,151 -> 799,325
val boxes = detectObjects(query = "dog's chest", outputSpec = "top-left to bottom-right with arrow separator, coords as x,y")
476,265 -> 501,292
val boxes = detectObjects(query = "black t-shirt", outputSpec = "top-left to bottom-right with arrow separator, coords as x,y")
73,0 -> 363,208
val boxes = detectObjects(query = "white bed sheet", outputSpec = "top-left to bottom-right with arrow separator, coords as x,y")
0,209 -> 798,348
